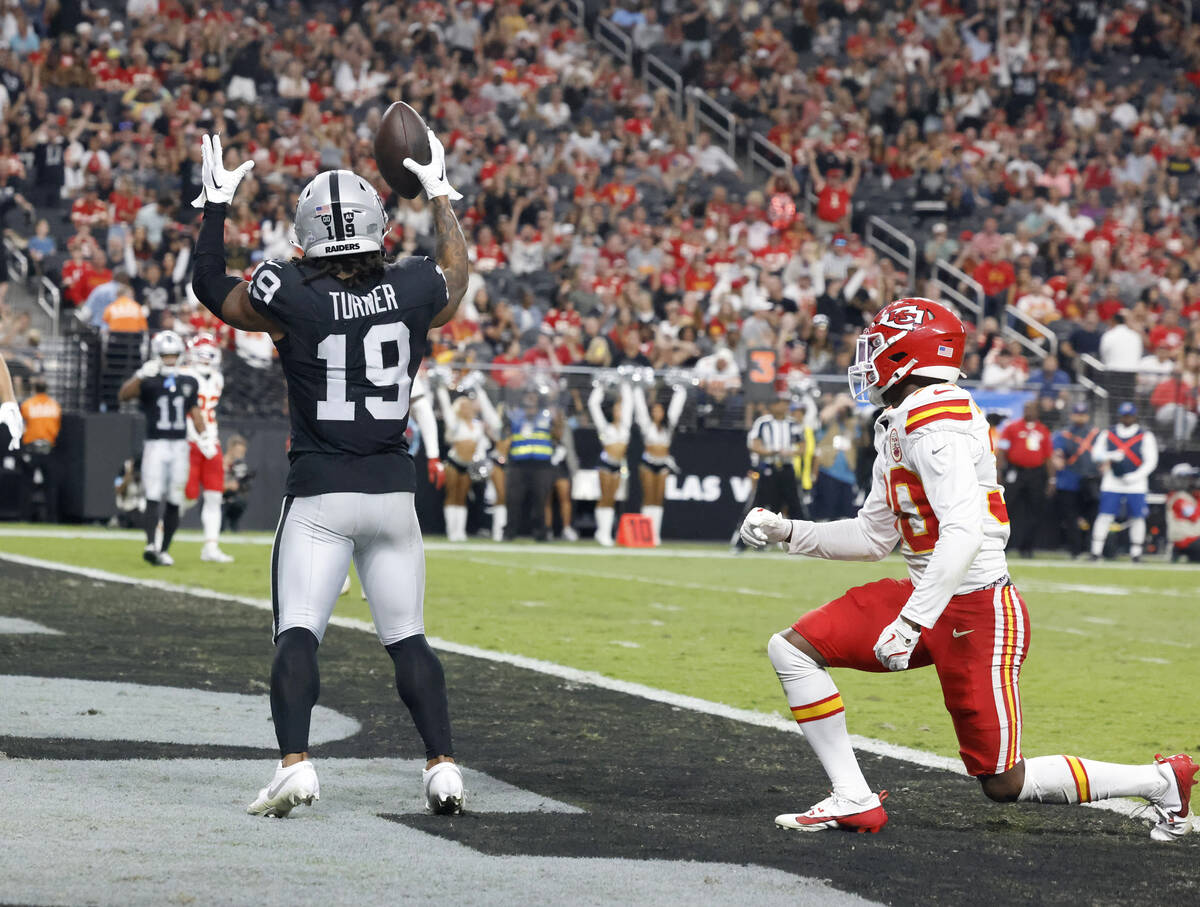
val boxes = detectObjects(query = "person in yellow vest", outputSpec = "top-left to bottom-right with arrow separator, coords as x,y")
20,377 -> 61,521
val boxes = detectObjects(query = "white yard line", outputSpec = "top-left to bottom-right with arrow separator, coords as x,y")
460,554 -> 792,599
0,550 -> 1160,823
1,527 -> 1198,572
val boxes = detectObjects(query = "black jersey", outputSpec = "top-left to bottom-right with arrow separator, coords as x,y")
140,372 -> 200,441
247,255 -> 448,495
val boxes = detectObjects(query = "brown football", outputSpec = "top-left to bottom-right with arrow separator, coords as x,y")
374,101 -> 431,200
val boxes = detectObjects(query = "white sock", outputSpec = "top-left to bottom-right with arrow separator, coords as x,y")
1090,513 -> 1114,555
201,490 -> 222,545
595,506 -> 614,543
767,632 -> 872,801
492,505 -> 507,542
444,506 -> 456,540
1129,518 -> 1146,557
453,505 -> 468,541
1018,755 -> 1168,804
643,505 -> 663,544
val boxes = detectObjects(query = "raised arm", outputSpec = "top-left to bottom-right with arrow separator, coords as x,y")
666,384 -> 687,430
632,384 -> 653,435
588,383 -> 609,431
400,129 -> 467,329
435,383 -> 459,434
475,383 -> 502,436
188,135 -> 284,337
618,381 -> 633,435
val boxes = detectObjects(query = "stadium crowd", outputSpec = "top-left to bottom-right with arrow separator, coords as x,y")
0,1 -> 1195,549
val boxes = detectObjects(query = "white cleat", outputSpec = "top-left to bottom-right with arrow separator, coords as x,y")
775,791 -> 889,834
247,760 -> 320,818
201,543 -> 234,563
596,534 -> 614,547
1150,753 -> 1198,842
423,761 -> 464,815
562,526 -> 579,541
155,551 -> 174,567
339,575 -> 351,596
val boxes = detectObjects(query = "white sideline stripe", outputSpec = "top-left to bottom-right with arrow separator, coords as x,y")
461,554 -> 792,600
0,552 -> 1153,823
1,527 -> 1198,571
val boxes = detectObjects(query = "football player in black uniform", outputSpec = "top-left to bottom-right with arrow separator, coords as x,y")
189,133 -> 468,817
118,331 -> 205,566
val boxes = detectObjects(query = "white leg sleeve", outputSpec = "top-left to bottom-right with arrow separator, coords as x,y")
1128,518 -> 1146,557
595,506 -> 614,544
1090,513 -> 1114,556
643,505 -> 663,544
201,490 -> 223,543
1018,755 -> 1167,805
767,631 -> 872,801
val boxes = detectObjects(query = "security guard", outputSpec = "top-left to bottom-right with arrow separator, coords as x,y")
1050,402 -> 1098,557
504,391 -> 560,541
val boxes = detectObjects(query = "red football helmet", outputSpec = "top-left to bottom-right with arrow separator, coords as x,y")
848,298 -> 966,404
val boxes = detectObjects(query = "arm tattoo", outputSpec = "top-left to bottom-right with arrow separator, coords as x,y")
432,196 -> 468,323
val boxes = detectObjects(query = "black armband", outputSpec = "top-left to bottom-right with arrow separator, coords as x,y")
191,202 -> 242,319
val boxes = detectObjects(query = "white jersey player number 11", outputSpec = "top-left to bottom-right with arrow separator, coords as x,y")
315,322 -> 413,422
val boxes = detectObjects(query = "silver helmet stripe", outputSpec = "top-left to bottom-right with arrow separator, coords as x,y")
328,170 -> 345,241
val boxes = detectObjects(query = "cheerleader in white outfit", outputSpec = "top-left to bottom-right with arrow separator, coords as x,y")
633,383 -> 686,544
473,384 -> 506,541
587,380 -> 632,546
436,383 -> 490,542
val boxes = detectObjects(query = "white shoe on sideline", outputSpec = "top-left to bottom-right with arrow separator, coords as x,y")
562,526 -> 579,541
201,543 -> 234,563
247,760 -> 320,818
156,551 -> 174,567
423,761 -> 464,815
339,575 -> 351,596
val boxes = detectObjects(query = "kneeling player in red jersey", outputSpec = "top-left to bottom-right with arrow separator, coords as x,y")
741,298 -> 1196,841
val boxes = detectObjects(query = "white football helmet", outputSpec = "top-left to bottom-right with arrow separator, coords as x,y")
151,330 -> 186,372
188,333 -> 222,375
294,169 -> 387,258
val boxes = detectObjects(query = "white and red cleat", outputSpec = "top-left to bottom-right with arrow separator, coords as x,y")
775,791 -> 888,834
1151,753 -> 1197,841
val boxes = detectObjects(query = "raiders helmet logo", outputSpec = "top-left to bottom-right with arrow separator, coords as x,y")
878,303 -> 932,331
890,428 -> 902,462
319,214 -> 332,226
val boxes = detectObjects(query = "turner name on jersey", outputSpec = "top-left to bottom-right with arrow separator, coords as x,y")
247,255 -> 448,496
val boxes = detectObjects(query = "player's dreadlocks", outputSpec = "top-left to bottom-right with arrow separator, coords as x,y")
296,250 -> 389,287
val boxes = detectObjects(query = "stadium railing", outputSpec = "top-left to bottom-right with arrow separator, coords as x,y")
865,215 -> 917,291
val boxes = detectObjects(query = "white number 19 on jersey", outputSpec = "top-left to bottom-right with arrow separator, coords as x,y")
316,322 -> 412,421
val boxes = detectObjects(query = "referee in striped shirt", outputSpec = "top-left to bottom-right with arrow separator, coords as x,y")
734,394 -> 807,549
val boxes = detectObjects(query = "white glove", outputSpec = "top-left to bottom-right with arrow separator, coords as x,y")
0,401 -> 23,451
874,617 -> 921,672
197,437 -> 219,460
403,129 -> 463,201
739,507 -> 791,548
136,359 -> 161,380
191,132 -> 254,208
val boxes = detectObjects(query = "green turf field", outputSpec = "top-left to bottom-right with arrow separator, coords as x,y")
1,530 -> 1196,765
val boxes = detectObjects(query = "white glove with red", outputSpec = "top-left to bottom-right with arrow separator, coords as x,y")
874,616 -> 921,671
197,437 -> 219,460
739,508 -> 791,548
0,401 -> 23,450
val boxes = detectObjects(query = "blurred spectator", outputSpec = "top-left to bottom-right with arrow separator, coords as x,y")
19,377 -> 60,522
1099,312 -> 1144,371
997,401 -> 1053,559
